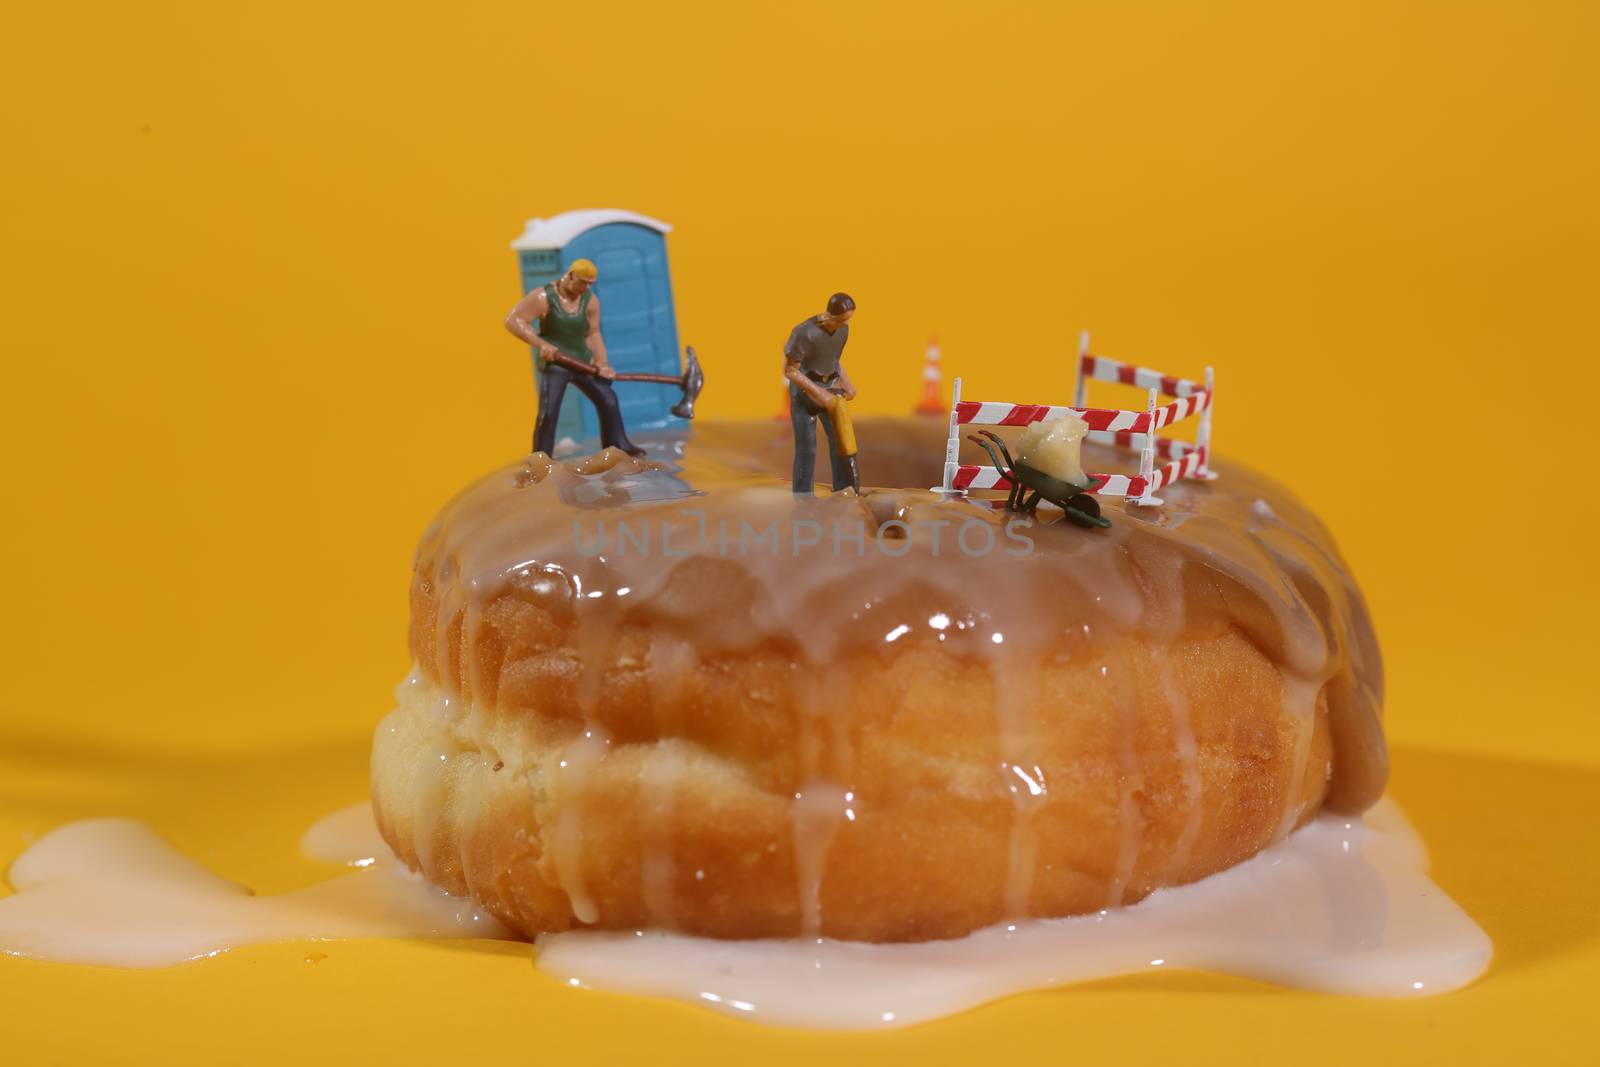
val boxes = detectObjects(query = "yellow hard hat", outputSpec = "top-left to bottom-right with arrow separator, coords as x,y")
568,258 -> 598,281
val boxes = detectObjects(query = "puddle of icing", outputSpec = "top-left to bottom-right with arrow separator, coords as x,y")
300,801 -> 390,866
0,798 -> 1489,1030
0,804 -> 508,967
535,798 -> 1492,1029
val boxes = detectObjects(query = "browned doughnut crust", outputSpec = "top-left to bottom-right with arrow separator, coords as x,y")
371,419 -> 1384,943
374,570 -> 1335,943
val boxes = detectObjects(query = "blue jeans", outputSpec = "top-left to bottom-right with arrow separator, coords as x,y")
790,383 -> 853,494
534,364 -> 643,456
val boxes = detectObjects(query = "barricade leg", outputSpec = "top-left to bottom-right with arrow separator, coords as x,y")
933,376 -> 968,498
1133,387 -> 1164,507
1194,366 -> 1218,480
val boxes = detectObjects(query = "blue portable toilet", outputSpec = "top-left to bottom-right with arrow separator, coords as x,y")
511,209 -> 686,448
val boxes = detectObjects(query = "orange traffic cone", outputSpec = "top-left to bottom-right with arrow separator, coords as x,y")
913,336 -> 946,415
773,380 -> 791,420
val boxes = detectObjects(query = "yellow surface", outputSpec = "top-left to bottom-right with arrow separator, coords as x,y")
1,1 -> 1596,1062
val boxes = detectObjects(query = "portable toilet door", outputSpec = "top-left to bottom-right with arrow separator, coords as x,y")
511,209 -> 686,448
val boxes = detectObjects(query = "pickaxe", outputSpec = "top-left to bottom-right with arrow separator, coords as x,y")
541,347 -> 706,419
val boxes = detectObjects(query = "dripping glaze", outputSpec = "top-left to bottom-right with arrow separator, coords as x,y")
0,418 -> 1488,1027
394,416 -> 1389,940
0,800 -> 1490,1028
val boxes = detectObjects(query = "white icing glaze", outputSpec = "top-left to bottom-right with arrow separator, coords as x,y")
990,651 -> 1045,917
551,727 -> 610,925
414,418 -> 1388,904
0,421 -> 1436,1024
1140,542 -> 1205,880
637,741 -> 685,928
1106,662 -> 1146,908
1274,672 -> 1324,841
299,802 -> 388,866
1155,653 -> 1204,878
790,782 -> 851,936
397,417 -> 1396,939
0,800 -> 1489,1027
0,805 -> 508,968
537,798 -> 1491,1029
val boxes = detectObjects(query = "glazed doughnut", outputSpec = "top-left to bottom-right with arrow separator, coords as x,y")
371,418 -> 1386,943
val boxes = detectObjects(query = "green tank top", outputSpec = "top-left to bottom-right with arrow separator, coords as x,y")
538,283 -> 593,364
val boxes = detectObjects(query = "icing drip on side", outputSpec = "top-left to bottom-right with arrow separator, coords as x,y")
791,783 -> 850,936
550,728 -> 609,925
637,742 -> 684,928
408,682 -> 461,876
1137,540 -> 1205,880
991,651 -> 1044,919
546,556 -> 626,927
1274,673 -> 1324,841
1106,654 -> 1146,909
1155,654 -> 1204,878
788,663 -> 858,936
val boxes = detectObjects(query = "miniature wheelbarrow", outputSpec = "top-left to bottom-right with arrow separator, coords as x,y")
966,429 -> 1111,529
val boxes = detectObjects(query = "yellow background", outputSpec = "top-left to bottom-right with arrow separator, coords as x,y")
2,1 -> 1596,1062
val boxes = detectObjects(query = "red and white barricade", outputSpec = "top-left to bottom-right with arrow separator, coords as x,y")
937,331 -> 1216,507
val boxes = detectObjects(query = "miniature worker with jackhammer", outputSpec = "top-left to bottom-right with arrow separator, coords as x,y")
784,292 -> 861,495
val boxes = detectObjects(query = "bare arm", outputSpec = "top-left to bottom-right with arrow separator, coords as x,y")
504,288 -> 561,362
784,356 -> 837,409
586,294 -> 615,379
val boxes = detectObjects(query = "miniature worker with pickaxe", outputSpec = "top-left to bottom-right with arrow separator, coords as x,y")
504,258 -> 647,457
784,292 -> 862,495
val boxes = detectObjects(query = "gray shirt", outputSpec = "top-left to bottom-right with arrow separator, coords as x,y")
784,316 -> 849,380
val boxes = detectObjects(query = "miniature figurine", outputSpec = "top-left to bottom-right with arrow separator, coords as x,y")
784,292 -> 860,494
504,259 -> 647,457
